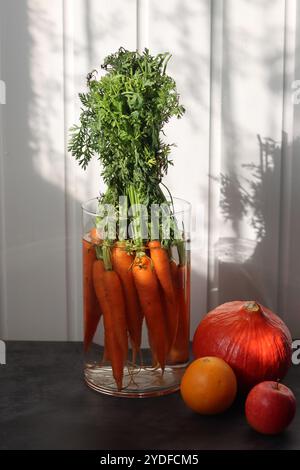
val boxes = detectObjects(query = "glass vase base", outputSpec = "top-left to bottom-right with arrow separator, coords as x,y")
84,363 -> 188,398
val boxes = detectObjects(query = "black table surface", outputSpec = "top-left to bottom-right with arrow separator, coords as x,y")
0,341 -> 299,450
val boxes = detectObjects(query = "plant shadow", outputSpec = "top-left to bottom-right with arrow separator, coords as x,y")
210,134 -> 300,336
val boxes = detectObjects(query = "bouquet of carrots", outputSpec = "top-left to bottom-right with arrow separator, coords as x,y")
69,48 -> 189,390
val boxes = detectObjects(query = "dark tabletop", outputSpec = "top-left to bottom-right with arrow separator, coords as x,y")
0,341 -> 299,450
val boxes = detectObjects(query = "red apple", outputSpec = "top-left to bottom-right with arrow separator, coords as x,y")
245,381 -> 296,435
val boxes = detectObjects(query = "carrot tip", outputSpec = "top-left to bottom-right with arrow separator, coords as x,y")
116,380 -> 123,391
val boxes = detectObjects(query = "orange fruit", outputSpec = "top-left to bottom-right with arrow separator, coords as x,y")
180,356 -> 237,414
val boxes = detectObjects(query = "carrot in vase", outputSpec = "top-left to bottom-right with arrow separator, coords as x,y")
102,334 -> 110,363
93,246 -> 128,391
148,240 -> 179,351
147,331 -> 158,367
132,253 -> 168,371
82,239 -> 102,351
90,227 -> 102,245
112,242 -> 143,364
168,258 -> 190,364
178,261 -> 190,360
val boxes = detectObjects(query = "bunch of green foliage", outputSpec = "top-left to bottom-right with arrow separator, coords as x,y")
69,47 -> 186,255
68,47 -> 185,213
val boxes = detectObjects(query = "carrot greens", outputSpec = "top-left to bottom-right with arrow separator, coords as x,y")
68,47 -> 185,235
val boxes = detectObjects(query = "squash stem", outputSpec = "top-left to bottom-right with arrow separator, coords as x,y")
245,301 -> 260,312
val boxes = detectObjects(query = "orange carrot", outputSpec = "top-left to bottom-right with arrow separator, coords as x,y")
132,254 -> 168,371
147,331 -> 158,367
112,243 -> 143,363
89,227 -> 102,245
148,240 -> 179,350
82,239 -> 102,351
168,260 -> 190,364
169,258 -> 179,291
93,258 -> 128,390
185,262 -> 191,329
102,334 -> 110,363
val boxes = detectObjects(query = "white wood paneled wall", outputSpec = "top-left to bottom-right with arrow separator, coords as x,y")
0,0 -> 299,341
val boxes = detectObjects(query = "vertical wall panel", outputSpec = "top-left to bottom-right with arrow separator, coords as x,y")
208,0 -> 288,320
0,0 -> 67,339
280,0 -> 300,336
149,0 -> 211,333
0,0 -> 8,338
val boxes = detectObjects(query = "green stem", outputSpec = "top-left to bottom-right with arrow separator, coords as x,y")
102,243 -> 113,271
95,245 -> 103,260
160,182 -> 174,214
158,184 -> 185,264
127,184 -> 144,250
177,239 -> 186,266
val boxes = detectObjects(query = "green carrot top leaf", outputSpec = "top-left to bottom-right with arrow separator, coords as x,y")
68,47 -> 185,205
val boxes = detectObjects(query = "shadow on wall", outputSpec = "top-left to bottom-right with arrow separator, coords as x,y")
214,135 -> 281,306
0,1 -> 82,340
210,134 -> 300,335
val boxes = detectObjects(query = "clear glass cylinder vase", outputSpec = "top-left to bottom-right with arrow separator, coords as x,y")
82,197 -> 191,397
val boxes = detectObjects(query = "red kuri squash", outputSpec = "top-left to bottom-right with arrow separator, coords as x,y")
193,301 -> 292,391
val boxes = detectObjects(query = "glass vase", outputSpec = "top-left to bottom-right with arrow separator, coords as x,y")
82,197 -> 191,397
